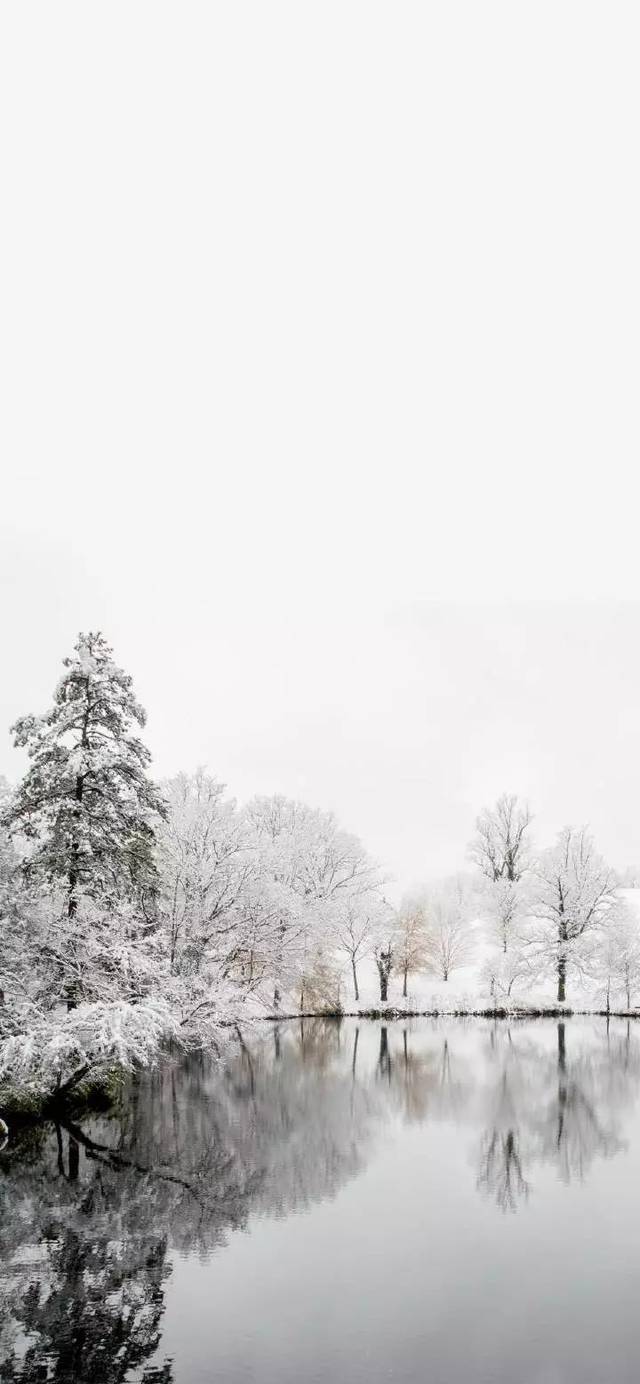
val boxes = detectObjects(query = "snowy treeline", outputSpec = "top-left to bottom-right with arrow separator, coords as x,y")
394,796 -> 640,1015
0,633 -> 390,1105
1,633 -> 639,1108
467,795 -> 640,1013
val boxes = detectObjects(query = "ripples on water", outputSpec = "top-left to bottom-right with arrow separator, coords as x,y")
2,1017 -> 640,1384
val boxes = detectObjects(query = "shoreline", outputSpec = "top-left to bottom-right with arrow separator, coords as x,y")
3,1007 -> 637,1125
260,1006 -> 640,1021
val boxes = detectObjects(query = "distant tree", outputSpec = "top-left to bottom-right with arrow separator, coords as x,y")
297,948 -> 342,1014
334,901 -> 378,1003
431,913 -> 470,983
592,904 -> 640,1012
427,878 -> 473,981
482,876 -> 530,955
480,941 -> 532,1006
616,866 -> 640,888
394,896 -> 432,998
469,793 -> 532,884
618,930 -> 640,1011
532,827 -> 616,1004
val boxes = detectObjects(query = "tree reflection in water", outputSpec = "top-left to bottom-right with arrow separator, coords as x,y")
473,1019 -> 640,1210
0,1120 -> 174,1383
2,1017 -> 640,1376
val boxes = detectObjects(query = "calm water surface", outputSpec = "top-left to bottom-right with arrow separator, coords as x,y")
2,1017 -> 640,1384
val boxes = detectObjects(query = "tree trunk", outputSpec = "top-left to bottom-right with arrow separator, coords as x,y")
376,947 -> 392,1003
402,965 -> 408,998
49,1062 -> 93,1103
351,958 -> 360,1003
66,772 -> 84,1010
68,771 -> 83,919
557,900 -> 567,1004
557,954 -> 566,1003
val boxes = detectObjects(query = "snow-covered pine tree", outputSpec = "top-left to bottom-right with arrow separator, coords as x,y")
3,632 -> 166,921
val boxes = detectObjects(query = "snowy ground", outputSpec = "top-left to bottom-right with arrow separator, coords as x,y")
339,959 -> 578,1016
341,968 -> 605,1016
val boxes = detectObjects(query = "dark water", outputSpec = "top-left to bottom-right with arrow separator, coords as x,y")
2,1017 -> 640,1384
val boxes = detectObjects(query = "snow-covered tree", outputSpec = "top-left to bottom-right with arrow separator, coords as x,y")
3,633 -> 165,922
245,795 -> 381,904
0,776 -> 15,892
481,876 -> 528,955
591,903 -> 640,1012
532,826 -> 617,1003
469,793 -> 532,884
224,876 -> 302,1003
334,902 -> 375,1003
616,865 -> 640,887
244,794 -> 384,1009
426,877 -> 474,981
157,770 -> 253,974
0,996 -> 178,1105
615,923 -> 640,1011
0,893 -> 159,1025
394,895 -> 432,998
334,896 -> 390,1003
0,777 -> 21,941
297,947 -> 343,1014
480,941 -> 532,1006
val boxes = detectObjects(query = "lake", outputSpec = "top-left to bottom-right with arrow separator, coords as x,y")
1,1016 -> 640,1384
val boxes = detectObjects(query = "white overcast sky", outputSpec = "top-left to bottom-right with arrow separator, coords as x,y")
2,4 -> 640,892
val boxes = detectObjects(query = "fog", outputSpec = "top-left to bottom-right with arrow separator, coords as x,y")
3,3 -> 640,890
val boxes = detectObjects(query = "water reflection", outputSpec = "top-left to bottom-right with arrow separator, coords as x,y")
473,1020 -> 633,1210
2,1017 -> 640,1379
0,1120 -> 174,1383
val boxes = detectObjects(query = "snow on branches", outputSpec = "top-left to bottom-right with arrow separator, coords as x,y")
0,999 -> 178,1103
3,631 -> 165,918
